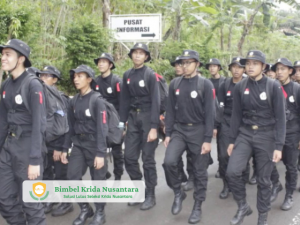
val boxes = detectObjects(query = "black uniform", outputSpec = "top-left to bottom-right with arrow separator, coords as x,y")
226,75 -> 286,213
271,81 -> 300,191
95,74 -> 124,179
119,66 -> 160,189
44,92 -> 69,181
0,71 -> 46,225
63,91 -> 108,209
163,75 -> 215,201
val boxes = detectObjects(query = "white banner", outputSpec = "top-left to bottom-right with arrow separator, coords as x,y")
23,180 -> 145,203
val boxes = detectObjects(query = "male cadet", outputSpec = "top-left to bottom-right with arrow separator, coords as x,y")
269,58 -> 300,211
119,43 -> 160,210
36,66 -> 73,216
94,53 -> 124,180
206,58 -> 225,178
171,56 -> 194,191
217,57 -> 244,199
0,39 -> 46,224
294,61 -> 300,174
163,50 -> 215,224
264,63 -> 276,79
226,50 -> 285,225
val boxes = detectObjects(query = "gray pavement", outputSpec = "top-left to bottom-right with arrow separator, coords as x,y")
1,139 -> 300,225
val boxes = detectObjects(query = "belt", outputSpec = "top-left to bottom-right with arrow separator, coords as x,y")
8,131 -> 31,137
178,122 -> 203,126
131,107 -> 151,112
244,124 -> 274,130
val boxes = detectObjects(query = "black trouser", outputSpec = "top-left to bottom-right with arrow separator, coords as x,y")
108,143 -> 124,178
124,110 -> 158,189
68,135 -> 107,209
178,150 -> 193,180
270,132 -> 300,191
0,135 -> 46,225
216,126 -> 221,166
163,123 -> 209,201
219,122 -> 250,183
44,148 -> 68,180
226,126 -> 275,213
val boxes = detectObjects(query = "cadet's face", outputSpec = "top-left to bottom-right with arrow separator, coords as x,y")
209,64 -> 220,76
182,59 -> 198,75
1,48 -> 24,71
131,49 -> 148,65
266,70 -> 277,79
295,68 -> 300,81
73,72 -> 92,90
39,73 -> 58,86
230,64 -> 244,79
174,62 -> 183,76
276,63 -> 293,82
97,58 -> 111,73
245,60 -> 265,77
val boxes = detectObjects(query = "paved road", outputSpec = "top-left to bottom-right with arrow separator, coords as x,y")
1,139 -> 300,225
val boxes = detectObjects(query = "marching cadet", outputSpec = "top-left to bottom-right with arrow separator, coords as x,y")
36,66 -> 73,216
171,56 -> 194,191
0,39 -> 46,224
226,50 -> 285,225
163,50 -> 215,224
217,57 -> 244,199
119,43 -> 160,210
94,53 -> 124,180
205,58 -> 225,178
61,65 -> 108,225
295,61 -> 300,174
269,58 -> 300,211
264,63 -> 276,79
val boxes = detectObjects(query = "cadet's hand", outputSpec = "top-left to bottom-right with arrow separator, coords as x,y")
273,150 -> 282,163
147,128 -> 157,142
28,165 -> 40,180
227,144 -> 234,156
53,150 -> 62,161
164,137 -> 170,148
61,152 -> 68,164
213,129 -> 217,138
201,142 -> 211,155
94,157 -> 104,170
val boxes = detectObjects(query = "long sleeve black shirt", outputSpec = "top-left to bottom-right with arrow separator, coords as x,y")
119,66 -> 160,128
282,81 -> 300,134
63,91 -> 108,157
229,76 -> 286,151
0,71 -> 46,165
94,74 -> 122,111
165,75 -> 215,143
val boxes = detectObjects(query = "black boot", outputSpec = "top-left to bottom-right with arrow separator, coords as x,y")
249,172 -> 257,185
230,199 -> 253,225
127,202 -> 140,206
44,202 -> 55,214
270,182 -> 283,203
183,177 -> 194,192
219,179 -> 230,199
52,203 -> 74,217
257,212 -> 268,225
106,171 -> 111,180
115,175 -> 121,180
171,189 -> 187,215
281,190 -> 293,211
73,203 -> 94,225
89,206 -> 106,225
140,188 -> 156,210
188,200 -> 202,224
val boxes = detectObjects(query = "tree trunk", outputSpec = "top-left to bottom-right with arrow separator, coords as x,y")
227,24 -> 233,51
172,9 -> 181,41
220,26 -> 224,51
102,0 -> 111,28
237,3 -> 263,55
